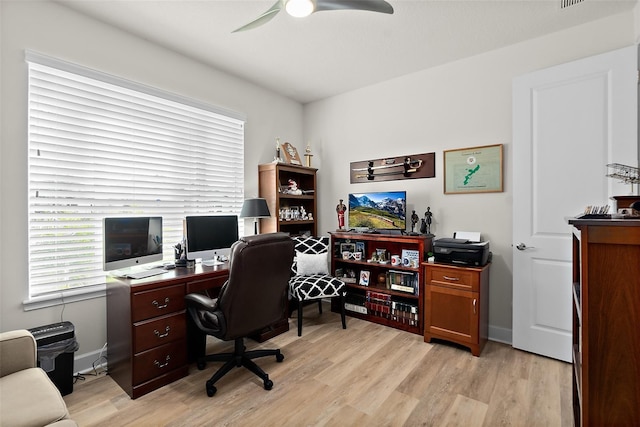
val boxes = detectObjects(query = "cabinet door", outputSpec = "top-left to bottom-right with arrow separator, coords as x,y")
425,285 -> 478,345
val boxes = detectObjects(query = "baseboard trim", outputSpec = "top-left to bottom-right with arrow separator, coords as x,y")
488,325 -> 512,345
74,346 -> 108,375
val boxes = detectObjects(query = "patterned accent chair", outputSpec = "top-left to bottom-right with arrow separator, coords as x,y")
289,236 -> 347,336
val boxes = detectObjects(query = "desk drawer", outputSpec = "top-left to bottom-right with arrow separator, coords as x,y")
427,266 -> 478,292
133,340 -> 187,386
187,275 -> 227,295
132,284 -> 185,322
133,312 -> 186,353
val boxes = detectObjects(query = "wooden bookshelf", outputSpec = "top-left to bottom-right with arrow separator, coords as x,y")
330,232 -> 432,335
258,163 -> 317,237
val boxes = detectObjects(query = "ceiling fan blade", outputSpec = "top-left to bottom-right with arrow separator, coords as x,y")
315,0 -> 394,14
232,0 -> 283,33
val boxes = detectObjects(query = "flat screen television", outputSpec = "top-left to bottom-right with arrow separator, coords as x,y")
103,216 -> 163,271
185,215 -> 239,266
348,191 -> 407,231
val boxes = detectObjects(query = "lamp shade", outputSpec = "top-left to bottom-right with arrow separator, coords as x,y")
240,198 -> 271,219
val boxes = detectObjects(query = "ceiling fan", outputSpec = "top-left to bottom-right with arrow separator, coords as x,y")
233,0 -> 394,32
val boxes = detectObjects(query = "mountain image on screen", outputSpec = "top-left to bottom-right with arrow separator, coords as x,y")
348,191 -> 406,230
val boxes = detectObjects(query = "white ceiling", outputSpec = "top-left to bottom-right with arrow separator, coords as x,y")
56,0 -> 637,104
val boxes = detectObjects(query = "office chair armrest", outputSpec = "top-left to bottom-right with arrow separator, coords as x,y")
185,293 -> 218,311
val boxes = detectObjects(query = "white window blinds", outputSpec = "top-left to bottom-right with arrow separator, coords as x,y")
27,52 -> 245,299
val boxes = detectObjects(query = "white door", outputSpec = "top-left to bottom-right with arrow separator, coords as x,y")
512,46 -> 637,362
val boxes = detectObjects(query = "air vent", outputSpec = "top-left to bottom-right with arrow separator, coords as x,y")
560,0 -> 584,8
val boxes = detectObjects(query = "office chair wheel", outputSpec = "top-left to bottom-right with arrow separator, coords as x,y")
197,360 -> 206,370
264,379 -> 273,390
206,382 -> 217,397
276,353 -> 284,363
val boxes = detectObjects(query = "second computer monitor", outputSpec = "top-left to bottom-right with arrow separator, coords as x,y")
185,215 -> 239,266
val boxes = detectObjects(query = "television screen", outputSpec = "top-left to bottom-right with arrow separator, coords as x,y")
103,216 -> 163,271
185,215 -> 239,266
348,191 -> 406,231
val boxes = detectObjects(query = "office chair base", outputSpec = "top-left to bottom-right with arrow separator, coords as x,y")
198,338 -> 284,397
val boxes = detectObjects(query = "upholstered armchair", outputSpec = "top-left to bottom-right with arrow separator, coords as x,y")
289,236 -> 347,336
0,329 -> 77,426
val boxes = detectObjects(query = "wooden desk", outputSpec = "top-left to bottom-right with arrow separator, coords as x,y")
106,264 -> 229,399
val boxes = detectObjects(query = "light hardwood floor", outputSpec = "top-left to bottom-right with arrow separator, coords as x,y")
65,304 -> 573,426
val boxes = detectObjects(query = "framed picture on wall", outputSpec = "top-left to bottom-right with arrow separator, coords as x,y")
281,142 -> 302,165
443,144 -> 503,194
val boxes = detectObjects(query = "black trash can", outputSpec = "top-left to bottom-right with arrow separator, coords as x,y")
28,321 -> 79,396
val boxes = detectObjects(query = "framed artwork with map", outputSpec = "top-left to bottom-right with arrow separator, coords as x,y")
443,144 -> 503,194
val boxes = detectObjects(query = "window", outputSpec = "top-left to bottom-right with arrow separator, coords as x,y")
26,52 -> 245,302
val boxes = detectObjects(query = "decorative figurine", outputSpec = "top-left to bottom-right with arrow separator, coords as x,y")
424,207 -> 434,236
410,210 -> 419,235
285,179 -> 302,195
336,199 -> 346,230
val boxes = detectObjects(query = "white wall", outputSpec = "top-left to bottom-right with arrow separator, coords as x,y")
0,0 -> 303,371
304,12 -> 637,343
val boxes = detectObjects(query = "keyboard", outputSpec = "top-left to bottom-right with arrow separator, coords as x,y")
126,268 -> 167,280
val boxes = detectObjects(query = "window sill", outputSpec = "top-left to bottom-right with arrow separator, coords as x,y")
23,284 -> 106,311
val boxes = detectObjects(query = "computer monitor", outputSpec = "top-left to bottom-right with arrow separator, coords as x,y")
185,215 -> 239,266
103,216 -> 163,271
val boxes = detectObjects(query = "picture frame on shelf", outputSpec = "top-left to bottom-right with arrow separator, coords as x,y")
359,270 -> 370,286
336,268 -> 357,283
281,142 -> 302,165
340,242 -> 356,254
401,249 -> 420,268
355,241 -> 366,255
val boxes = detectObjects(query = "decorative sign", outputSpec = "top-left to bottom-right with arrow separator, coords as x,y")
444,144 -> 503,194
281,142 -> 302,165
350,152 -> 435,183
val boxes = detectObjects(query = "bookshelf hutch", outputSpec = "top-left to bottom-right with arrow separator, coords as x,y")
568,216 -> 640,426
258,162 -> 317,237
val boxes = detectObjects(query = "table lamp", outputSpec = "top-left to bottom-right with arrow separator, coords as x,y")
240,198 -> 271,235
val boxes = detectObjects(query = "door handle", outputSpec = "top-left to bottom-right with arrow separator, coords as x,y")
515,243 -> 535,251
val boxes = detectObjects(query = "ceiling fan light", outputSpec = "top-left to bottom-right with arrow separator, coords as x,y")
285,0 -> 314,18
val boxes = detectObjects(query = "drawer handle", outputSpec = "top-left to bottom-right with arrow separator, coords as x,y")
442,275 -> 460,281
154,326 -> 170,338
152,298 -> 169,309
154,355 -> 170,369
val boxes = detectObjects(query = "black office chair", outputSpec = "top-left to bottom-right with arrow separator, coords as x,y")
185,232 -> 294,397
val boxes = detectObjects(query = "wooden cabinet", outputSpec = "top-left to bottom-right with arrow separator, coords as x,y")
329,232 -> 432,335
423,263 -> 490,356
258,163 -> 317,237
568,217 -> 640,426
107,265 -> 228,399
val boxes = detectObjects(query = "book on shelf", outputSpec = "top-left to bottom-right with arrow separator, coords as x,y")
391,301 -> 419,326
365,290 -> 392,319
386,270 -> 419,295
